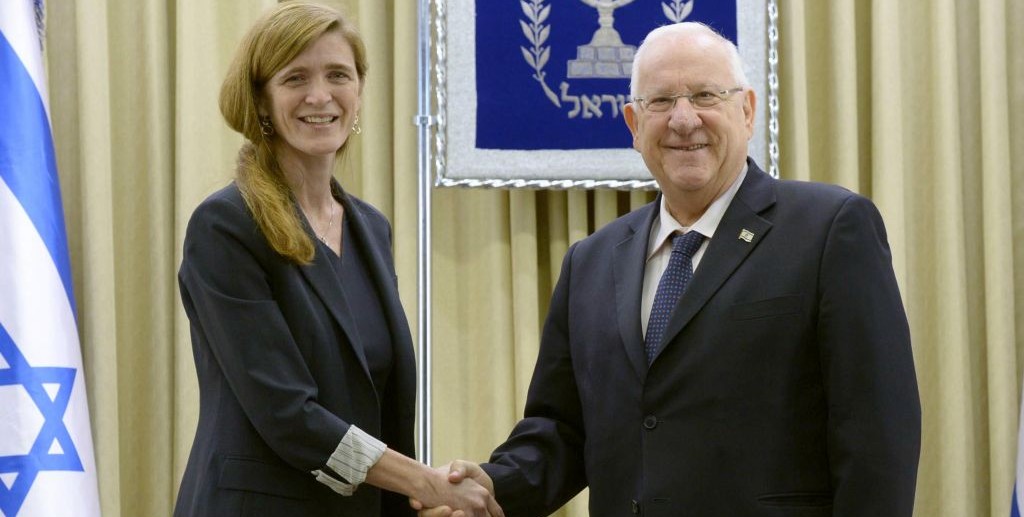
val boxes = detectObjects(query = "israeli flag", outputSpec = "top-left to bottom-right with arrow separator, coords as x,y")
0,1 -> 101,516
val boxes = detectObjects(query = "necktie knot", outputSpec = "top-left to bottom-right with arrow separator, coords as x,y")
671,230 -> 704,259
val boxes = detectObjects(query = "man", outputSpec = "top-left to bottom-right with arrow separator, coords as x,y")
423,21 -> 920,517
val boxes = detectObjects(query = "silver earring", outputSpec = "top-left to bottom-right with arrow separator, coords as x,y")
351,115 -> 362,135
259,116 -> 275,137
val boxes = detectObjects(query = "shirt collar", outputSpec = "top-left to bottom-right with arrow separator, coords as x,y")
647,163 -> 749,260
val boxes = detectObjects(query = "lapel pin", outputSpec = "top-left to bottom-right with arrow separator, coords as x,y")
738,229 -> 754,242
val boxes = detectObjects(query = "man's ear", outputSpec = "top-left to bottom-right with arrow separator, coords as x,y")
742,88 -> 757,135
623,102 -> 641,151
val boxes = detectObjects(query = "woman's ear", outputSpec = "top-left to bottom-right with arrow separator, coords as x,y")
256,93 -> 268,118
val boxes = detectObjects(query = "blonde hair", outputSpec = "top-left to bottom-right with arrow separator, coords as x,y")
219,1 -> 368,264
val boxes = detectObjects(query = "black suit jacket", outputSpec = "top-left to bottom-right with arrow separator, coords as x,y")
174,183 -> 416,517
483,161 -> 921,517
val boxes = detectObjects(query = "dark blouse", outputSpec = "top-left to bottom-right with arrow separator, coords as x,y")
322,215 -> 394,397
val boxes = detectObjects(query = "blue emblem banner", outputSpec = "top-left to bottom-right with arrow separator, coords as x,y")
475,0 -> 737,151
429,0 -> 772,188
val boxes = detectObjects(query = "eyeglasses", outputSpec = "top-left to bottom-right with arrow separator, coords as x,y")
633,87 -> 744,112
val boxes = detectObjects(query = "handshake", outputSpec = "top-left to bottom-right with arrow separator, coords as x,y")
407,460 -> 504,517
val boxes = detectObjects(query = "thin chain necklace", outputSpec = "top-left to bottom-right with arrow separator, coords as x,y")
316,201 -> 336,245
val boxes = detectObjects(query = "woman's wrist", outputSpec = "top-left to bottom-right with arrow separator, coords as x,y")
366,448 -> 441,503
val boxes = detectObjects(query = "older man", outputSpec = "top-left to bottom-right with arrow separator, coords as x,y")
424,22 -> 921,517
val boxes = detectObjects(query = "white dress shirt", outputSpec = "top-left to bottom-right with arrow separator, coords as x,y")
641,165 -> 748,338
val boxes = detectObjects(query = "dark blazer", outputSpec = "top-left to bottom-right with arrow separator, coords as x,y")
482,160 -> 921,517
174,183 -> 416,517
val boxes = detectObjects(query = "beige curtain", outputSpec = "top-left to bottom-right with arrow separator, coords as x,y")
780,1 -> 1024,515
44,0 -> 1023,515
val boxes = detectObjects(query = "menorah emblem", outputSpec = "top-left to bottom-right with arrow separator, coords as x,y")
567,0 -> 637,78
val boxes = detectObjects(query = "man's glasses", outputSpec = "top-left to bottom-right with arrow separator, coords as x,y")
633,87 -> 744,112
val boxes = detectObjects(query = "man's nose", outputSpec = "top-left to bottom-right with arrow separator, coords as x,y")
667,99 -> 702,131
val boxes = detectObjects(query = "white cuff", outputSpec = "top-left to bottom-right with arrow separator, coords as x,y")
311,425 -> 386,496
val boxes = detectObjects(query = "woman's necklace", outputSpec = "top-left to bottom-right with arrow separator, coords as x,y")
316,201 -> 336,245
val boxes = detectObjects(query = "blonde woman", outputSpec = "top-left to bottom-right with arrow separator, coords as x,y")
174,3 -> 501,516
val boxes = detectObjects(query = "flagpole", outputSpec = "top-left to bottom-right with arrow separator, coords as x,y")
415,0 -> 435,467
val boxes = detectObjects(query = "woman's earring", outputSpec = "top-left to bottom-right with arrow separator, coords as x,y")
259,116 -> 275,137
351,115 -> 362,135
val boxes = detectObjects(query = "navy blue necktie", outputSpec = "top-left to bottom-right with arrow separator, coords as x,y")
645,231 -> 704,364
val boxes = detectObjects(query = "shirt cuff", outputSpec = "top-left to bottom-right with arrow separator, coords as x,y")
311,425 -> 386,496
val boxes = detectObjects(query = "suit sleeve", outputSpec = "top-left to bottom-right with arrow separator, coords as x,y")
481,243 -> 588,517
818,194 -> 921,516
178,196 -> 363,475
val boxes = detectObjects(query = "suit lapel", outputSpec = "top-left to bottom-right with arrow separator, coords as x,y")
651,163 -> 777,364
614,201 -> 659,381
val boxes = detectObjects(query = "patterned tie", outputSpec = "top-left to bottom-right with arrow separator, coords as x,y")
645,231 -> 705,364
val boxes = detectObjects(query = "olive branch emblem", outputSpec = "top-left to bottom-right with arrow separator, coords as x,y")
662,0 -> 694,23
519,0 -> 560,106
518,0 -> 696,109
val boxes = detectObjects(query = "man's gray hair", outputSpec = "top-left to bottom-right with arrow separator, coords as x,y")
629,22 -> 749,98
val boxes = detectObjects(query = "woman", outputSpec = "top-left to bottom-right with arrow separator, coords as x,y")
174,3 -> 500,516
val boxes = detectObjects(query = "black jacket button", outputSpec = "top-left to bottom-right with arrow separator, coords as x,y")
643,415 -> 658,429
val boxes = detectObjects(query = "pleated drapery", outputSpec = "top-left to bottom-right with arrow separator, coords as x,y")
44,1 -> 1023,515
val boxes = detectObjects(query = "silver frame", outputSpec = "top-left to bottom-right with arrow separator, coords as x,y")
425,0 -> 780,189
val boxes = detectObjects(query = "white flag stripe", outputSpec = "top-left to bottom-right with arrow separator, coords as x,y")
0,178 -> 78,367
0,2 -> 49,116
0,388 -> 43,457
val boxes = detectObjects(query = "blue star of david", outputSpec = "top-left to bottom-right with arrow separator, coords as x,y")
0,324 -> 83,517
